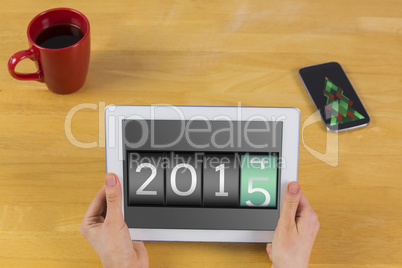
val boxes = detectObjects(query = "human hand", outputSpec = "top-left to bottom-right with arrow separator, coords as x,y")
266,182 -> 319,268
81,173 -> 149,268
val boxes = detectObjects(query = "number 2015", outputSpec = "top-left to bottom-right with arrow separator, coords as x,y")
129,154 -> 277,208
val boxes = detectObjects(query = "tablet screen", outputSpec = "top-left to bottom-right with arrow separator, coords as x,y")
122,119 -> 283,230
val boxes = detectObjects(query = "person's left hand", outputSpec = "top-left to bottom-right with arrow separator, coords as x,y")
81,173 -> 149,268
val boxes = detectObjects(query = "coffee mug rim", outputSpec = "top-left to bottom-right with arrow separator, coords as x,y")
27,7 -> 90,52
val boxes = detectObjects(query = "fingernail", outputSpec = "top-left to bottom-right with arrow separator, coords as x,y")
105,174 -> 116,186
288,182 -> 300,194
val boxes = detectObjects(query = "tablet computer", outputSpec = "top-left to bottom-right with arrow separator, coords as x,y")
105,105 -> 300,242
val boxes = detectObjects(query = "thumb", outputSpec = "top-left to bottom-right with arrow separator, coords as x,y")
266,243 -> 273,261
279,181 -> 301,227
104,173 -> 124,225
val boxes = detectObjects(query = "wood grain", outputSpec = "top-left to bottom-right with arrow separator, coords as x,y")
1,0 -> 401,267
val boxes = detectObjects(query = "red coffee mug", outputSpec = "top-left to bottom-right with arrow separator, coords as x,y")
8,8 -> 90,94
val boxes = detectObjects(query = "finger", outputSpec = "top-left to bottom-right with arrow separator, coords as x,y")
81,186 -> 106,238
132,241 -> 150,267
296,192 -> 319,230
266,243 -> 273,261
104,173 -> 124,225
279,181 -> 301,228
83,186 -> 106,220
296,192 -> 316,222
297,192 -> 312,214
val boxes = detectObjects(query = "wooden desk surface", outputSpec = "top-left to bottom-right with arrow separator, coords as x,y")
1,0 -> 402,267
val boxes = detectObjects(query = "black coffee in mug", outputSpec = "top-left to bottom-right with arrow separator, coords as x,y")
34,23 -> 85,49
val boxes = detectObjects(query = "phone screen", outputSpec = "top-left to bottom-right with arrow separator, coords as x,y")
299,62 -> 370,131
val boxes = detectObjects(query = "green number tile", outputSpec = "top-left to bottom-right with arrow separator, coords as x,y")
240,154 -> 278,208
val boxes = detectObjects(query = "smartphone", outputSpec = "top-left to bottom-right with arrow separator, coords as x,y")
299,62 -> 370,132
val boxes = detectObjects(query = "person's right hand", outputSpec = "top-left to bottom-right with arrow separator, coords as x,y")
266,181 -> 320,268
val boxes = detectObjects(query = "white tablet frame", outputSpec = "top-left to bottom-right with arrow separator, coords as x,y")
105,105 -> 300,243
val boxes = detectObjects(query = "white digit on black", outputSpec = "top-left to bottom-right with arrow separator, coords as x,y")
135,163 -> 157,196
215,164 -> 228,197
171,163 -> 196,196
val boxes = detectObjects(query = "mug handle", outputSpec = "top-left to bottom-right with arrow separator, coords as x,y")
8,48 -> 43,82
